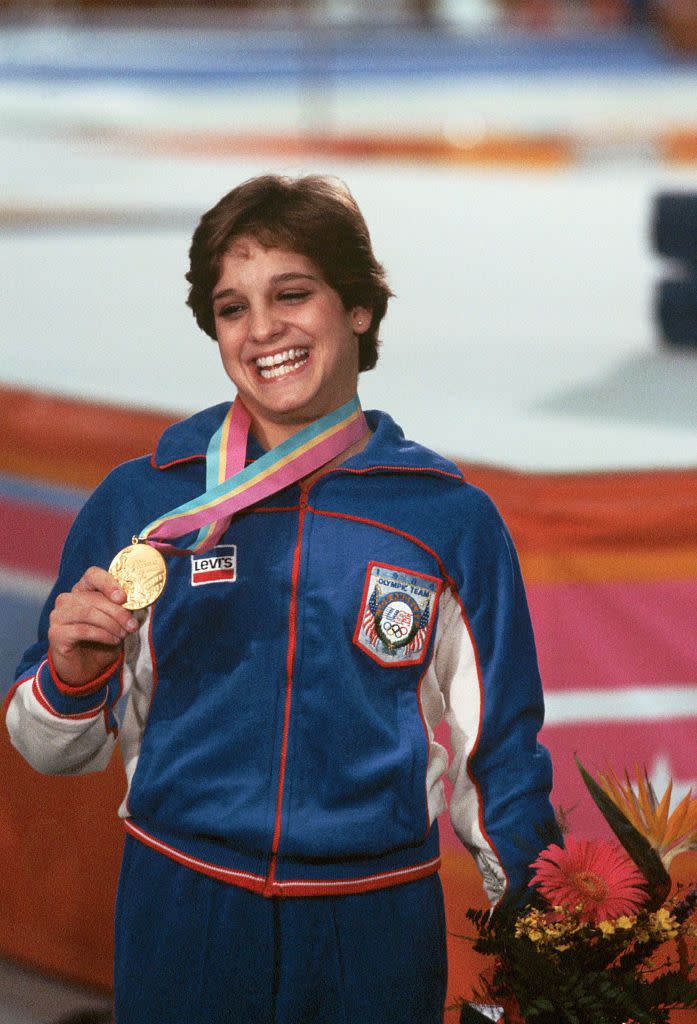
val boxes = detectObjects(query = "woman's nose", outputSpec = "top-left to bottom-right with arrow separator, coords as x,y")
249,304 -> 282,344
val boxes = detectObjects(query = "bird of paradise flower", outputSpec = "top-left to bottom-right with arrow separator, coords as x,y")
596,764 -> 697,871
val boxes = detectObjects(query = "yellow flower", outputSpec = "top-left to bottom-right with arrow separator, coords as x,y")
515,911 -> 549,946
615,916 -> 636,930
515,911 -> 538,938
598,920 -> 616,936
652,907 -> 672,927
649,907 -> 679,939
598,766 -> 697,869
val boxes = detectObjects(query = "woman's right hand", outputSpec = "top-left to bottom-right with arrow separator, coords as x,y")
47,567 -> 141,687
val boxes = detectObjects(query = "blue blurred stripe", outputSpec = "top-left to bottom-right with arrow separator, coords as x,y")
0,472 -> 87,513
0,475 -> 83,696
0,27 -> 692,83
0,578 -> 49,699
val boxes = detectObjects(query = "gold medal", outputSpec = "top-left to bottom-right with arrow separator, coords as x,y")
108,537 -> 167,611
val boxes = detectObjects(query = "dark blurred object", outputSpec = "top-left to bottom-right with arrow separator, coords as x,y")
653,192 -> 697,265
625,0 -> 652,23
499,0 -> 647,30
51,1012 -> 112,1024
656,277 -> 697,348
650,191 -> 695,348
407,0 -> 439,25
653,191 -> 697,349
656,0 -> 697,53
0,0 -> 656,28
0,0 -> 439,16
70,0 -> 267,6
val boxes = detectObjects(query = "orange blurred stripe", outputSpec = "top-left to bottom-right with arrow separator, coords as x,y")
0,385 -> 179,490
662,130 -> 697,164
3,385 -> 697,584
520,545 -> 697,584
457,462 -> 697,572
105,127 -> 574,168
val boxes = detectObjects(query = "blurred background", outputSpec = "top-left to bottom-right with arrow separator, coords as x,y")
1,0 -> 697,1019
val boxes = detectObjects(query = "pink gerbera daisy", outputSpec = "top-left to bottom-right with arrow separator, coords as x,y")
530,837 -> 647,923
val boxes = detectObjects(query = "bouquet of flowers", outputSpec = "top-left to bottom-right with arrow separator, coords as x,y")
460,759 -> 697,1024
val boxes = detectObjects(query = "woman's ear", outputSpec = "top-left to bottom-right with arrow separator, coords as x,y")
351,307 -> 372,334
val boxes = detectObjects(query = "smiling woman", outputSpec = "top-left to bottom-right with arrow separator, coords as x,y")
185,174 -> 391,371
5,173 -> 558,1024
210,239 -> 370,448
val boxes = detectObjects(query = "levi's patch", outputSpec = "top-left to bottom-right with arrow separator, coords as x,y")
191,545 -> 237,586
353,562 -> 442,667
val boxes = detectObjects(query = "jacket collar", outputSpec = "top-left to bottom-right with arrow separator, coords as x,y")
152,402 -> 231,468
152,401 -> 461,480
346,409 -> 463,478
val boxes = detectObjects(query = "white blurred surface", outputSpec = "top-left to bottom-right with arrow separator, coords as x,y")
2,27 -> 697,470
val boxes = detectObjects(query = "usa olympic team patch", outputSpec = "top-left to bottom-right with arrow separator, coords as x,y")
354,562 -> 443,667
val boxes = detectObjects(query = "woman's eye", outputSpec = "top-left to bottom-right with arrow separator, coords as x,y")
279,290 -> 310,302
217,303 -> 245,318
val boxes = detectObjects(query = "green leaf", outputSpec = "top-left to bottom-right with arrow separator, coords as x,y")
575,756 -> 671,908
638,969 -> 697,1009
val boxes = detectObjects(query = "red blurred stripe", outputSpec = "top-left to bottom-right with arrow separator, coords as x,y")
0,498 -> 74,578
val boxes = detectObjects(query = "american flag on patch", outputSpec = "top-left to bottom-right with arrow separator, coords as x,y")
403,622 -> 428,654
362,605 -> 380,646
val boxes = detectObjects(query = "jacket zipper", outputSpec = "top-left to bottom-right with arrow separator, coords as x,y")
264,484 -> 309,894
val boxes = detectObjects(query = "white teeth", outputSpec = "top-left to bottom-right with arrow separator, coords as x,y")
255,348 -> 308,375
259,357 -> 308,380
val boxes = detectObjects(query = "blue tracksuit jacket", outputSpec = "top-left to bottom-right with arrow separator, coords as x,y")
6,406 -> 555,903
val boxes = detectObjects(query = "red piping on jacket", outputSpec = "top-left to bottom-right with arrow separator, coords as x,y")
48,648 -> 123,696
310,464 -> 464,485
124,819 -> 441,897
264,485 -> 309,895
3,673 -> 31,717
151,453 -> 205,470
311,506 -> 508,896
32,674 -> 107,721
124,820 -> 267,893
309,507 -> 451,579
244,505 -> 301,515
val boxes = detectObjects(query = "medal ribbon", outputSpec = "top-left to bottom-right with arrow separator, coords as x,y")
139,395 -> 368,555
184,396 -> 250,554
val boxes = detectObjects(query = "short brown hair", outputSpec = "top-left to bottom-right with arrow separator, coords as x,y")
185,174 -> 392,372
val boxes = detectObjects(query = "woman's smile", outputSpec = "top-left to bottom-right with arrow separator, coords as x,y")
253,346 -> 310,380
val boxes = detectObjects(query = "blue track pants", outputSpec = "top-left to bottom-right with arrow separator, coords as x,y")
114,835 -> 447,1024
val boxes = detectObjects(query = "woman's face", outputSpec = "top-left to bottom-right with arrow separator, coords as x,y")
212,237 -> 370,449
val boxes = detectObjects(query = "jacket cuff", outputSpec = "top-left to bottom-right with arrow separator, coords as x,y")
34,653 -> 123,718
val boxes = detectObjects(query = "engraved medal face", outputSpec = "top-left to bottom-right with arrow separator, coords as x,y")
108,542 -> 167,611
